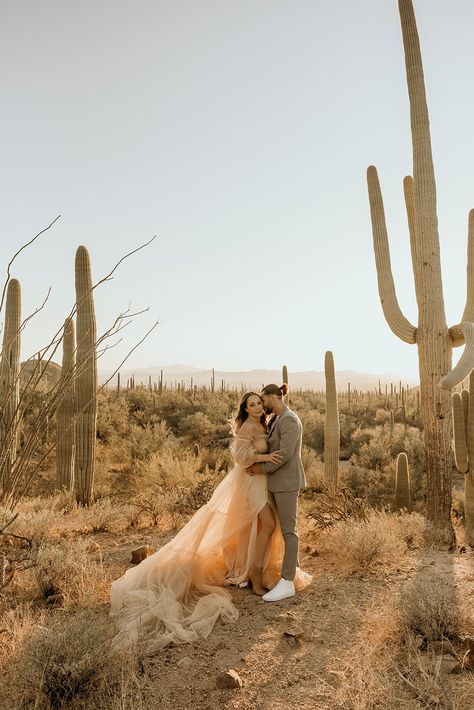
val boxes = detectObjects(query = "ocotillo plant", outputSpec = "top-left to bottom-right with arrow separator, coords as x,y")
451,372 -> 474,545
74,246 -> 97,505
367,0 -> 474,539
0,279 -> 21,493
394,452 -> 411,511
282,364 -> 289,406
56,317 -> 76,491
324,351 -> 339,496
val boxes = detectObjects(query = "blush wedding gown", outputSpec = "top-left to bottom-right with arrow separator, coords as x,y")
110,434 -> 312,654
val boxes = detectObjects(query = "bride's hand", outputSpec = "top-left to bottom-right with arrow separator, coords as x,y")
265,450 -> 283,464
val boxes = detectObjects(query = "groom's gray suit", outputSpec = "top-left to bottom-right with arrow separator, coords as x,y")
259,405 -> 306,581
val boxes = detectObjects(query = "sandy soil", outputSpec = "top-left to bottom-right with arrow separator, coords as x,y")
101,529 -> 474,710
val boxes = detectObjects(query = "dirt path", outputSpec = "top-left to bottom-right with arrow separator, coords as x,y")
102,531 -> 474,709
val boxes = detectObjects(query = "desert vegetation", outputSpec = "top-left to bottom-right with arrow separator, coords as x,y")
3,0 -> 474,707
2,379 -> 474,708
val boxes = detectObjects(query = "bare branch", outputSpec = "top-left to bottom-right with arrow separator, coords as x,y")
0,215 -> 61,314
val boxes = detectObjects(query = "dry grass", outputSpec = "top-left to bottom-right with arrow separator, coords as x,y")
399,575 -> 460,643
7,610 -> 144,709
319,510 -> 426,573
31,538 -> 112,608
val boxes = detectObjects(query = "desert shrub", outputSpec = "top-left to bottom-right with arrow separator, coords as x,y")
0,506 -> 58,545
178,411 -> 214,444
33,538 -> 109,607
300,410 -> 325,453
15,611 -> 143,709
78,498 -> 129,534
152,391 -> 194,432
301,446 -> 325,491
398,575 -> 460,642
319,510 -> 417,572
96,391 -> 130,443
198,446 -> 233,474
129,418 -> 172,463
374,408 -> 392,426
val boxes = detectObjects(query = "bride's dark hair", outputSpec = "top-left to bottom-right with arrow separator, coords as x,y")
233,391 -> 267,433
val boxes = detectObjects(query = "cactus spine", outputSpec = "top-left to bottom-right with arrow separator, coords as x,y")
452,372 -> 474,545
367,0 -> 474,539
0,279 -> 21,494
56,317 -> 76,490
394,452 -> 411,511
74,246 -> 97,505
323,351 -> 339,496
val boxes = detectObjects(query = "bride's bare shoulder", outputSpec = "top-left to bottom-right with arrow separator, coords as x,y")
236,421 -> 254,440
238,421 -> 265,441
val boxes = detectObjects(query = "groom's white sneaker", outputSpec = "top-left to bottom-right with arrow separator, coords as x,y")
262,578 -> 295,602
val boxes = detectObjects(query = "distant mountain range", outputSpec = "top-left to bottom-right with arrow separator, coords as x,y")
100,364 -> 419,392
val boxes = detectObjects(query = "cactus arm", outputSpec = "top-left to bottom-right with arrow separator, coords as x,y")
439,323 -> 474,390
367,165 -> 417,344
452,393 -> 469,473
462,389 -> 469,439
449,210 -> 474,346
462,210 -> 474,322
403,175 -> 420,291
395,452 -> 411,510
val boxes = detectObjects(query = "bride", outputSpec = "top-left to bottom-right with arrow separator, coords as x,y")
110,391 -> 312,654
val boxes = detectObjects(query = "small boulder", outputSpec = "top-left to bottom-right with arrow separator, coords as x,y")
216,670 -> 243,689
131,545 -> 154,564
283,626 -> 304,645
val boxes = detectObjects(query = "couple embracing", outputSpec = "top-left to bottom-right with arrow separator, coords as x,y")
110,383 -> 312,654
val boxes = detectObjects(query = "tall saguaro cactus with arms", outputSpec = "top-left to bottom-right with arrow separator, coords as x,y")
367,0 -> 474,541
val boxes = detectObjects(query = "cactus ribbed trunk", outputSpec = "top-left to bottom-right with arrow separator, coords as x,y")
367,0 -> 462,543
56,317 -> 76,491
401,0 -> 453,538
0,279 -> 21,495
74,246 -> 97,505
395,452 -> 411,511
323,351 -> 339,497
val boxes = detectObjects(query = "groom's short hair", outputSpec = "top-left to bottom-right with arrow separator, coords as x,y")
261,383 -> 288,398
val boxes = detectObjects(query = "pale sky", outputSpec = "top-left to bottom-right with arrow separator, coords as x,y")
1,0 -> 474,379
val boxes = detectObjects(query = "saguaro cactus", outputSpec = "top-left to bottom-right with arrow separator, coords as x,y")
367,0 -> 474,540
451,372 -> 474,545
282,364 -> 289,406
324,351 -> 339,496
74,246 -> 97,505
0,279 -> 21,493
394,452 -> 411,511
56,317 -> 76,491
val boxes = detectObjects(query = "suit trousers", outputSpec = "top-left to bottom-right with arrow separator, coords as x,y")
271,490 -> 299,581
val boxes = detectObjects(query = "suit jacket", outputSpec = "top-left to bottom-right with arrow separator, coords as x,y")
260,405 -> 306,493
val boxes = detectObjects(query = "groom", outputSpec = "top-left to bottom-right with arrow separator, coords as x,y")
247,383 -> 306,602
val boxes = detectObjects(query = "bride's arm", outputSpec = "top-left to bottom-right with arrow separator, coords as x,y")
231,437 -> 282,466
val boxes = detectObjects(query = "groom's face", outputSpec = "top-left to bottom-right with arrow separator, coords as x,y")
261,394 -> 274,415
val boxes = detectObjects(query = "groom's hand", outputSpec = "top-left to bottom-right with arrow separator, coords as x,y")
247,463 -> 263,477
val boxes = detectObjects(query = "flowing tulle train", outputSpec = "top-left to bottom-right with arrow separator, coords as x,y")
110,462 -> 312,654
